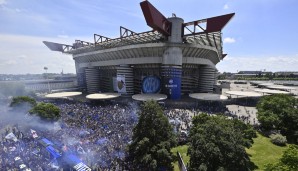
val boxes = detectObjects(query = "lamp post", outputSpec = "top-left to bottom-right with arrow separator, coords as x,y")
44,67 -> 51,93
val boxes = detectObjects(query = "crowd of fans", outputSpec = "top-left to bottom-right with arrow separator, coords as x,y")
196,101 -> 229,114
55,101 -> 138,170
0,97 -> 258,170
0,101 -> 138,170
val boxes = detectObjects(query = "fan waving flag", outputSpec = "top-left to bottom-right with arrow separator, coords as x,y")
5,132 -> 18,142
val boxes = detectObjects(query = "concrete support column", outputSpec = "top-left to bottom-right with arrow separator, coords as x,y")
75,61 -> 87,90
162,17 -> 184,100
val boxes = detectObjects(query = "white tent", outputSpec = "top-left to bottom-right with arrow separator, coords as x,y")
45,92 -> 82,98
132,94 -> 167,101
254,88 -> 290,95
86,93 -> 120,100
225,91 -> 263,97
266,85 -> 297,90
189,93 -> 228,101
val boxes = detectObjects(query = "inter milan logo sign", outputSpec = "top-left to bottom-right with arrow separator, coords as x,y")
142,76 -> 161,93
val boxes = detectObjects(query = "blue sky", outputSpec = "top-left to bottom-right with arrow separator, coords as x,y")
0,0 -> 297,74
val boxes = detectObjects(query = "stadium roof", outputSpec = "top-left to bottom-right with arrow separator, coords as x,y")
132,94 -> 167,101
45,92 -> 82,98
189,93 -> 228,101
225,91 -> 263,97
43,1 -> 234,60
86,93 -> 120,100
43,30 -> 224,59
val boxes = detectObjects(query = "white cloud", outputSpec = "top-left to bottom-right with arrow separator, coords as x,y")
0,0 -> 6,5
223,37 -> 236,43
223,4 -> 229,10
0,4 -> 51,28
57,35 -> 69,39
0,60 -> 17,66
0,34 -> 83,74
217,55 -> 298,73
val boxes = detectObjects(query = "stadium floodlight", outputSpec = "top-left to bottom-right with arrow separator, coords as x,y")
44,67 -> 51,93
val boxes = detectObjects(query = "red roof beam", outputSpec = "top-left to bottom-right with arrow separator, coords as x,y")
140,1 -> 171,36
206,13 -> 235,33
183,13 -> 235,34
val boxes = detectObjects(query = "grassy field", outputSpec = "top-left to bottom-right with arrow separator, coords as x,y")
171,133 -> 288,171
246,132 -> 288,170
171,145 -> 189,171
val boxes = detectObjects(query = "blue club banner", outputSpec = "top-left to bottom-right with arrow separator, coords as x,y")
162,67 -> 182,99
142,76 -> 161,93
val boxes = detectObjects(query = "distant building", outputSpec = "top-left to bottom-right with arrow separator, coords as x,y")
275,71 -> 298,78
235,71 -> 272,78
0,74 -> 78,92
218,72 -> 234,80
24,79 -> 77,92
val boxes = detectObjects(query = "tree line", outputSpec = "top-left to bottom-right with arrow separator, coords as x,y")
128,94 -> 298,171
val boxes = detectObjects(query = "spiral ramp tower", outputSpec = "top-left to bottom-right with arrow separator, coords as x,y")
85,67 -> 100,93
99,66 -> 117,93
181,64 -> 200,94
198,65 -> 216,93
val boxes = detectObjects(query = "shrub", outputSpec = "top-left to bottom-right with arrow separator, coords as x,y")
29,102 -> 61,121
270,134 -> 287,146
10,96 -> 37,107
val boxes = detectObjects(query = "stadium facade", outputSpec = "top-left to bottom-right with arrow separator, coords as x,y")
44,1 -> 234,99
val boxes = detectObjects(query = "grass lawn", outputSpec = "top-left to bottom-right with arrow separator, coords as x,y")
246,132 -> 288,170
171,145 -> 189,171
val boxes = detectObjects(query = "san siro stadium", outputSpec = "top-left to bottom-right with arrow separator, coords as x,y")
44,1 -> 234,100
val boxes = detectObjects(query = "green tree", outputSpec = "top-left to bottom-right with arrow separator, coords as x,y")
10,96 -> 37,107
264,145 -> 298,171
256,94 -> 298,142
281,145 -> 298,170
232,118 -> 257,147
188,114 -> 255,171
29,102 -> 61,120
128,100 -> 177,171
